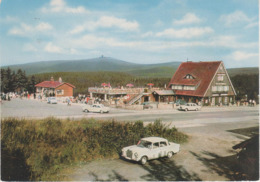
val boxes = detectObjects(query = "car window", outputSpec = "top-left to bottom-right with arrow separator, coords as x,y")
160,141 -> 167,147
153,142 -> 159,149
137,140 -> 152,149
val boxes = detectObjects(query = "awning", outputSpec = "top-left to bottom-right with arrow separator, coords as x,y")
153,90 -> 175,96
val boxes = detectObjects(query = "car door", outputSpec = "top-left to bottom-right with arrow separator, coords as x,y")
90,105 -> 96,112
160,141 -> 168,157
150,142 -> 161,159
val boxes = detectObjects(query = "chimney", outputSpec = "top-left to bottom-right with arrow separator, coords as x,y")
59,77 -> 62,83
50,76 -> 54,82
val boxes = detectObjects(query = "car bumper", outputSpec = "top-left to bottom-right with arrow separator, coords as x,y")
121,154 -> 139,161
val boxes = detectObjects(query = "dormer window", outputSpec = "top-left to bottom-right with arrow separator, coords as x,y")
184,74 -> 195,79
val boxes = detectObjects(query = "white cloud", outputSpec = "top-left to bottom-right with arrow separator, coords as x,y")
245,21 -> 258,29
36,22 -> 53,31
207,36 -> 258,49
173,13 -> 202,25
230,51 -> 258,61
219,10 -> 254,27
8,22 -> 53,36
41,0 -> 89,14
141,31 -> 154,38
69,25 -> 85,34
0,16 -> 18,23
44,42 -> 63,53
155,27 -> 213,39
69,16 -> 139,34
96,16 -> 139,31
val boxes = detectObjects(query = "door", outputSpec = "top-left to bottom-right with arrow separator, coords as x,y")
150,142 -> 161,159
212,97 -> 215,106
160,141 -> 168,157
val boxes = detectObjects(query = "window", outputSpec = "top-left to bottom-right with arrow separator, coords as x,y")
184,74 -> 194,79
160,141 -> 167,147
224,97 -> 228,104
212,86 -> 217,91
217,75 -> 224,81
224,86 -> 229,91
153,142 -> 160,149
56,89 -> 64,95
218,86 -> 223,91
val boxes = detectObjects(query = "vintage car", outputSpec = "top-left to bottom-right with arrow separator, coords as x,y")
179,103 -> 201,111
82,104 -> 109,113
47,97 -> 57,104
121,137 -> 180,165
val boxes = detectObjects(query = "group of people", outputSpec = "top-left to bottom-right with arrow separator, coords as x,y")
249,99 -> 256,107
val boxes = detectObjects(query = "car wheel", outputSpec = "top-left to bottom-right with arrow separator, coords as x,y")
185,108 -> 188,112
167,152 -> 173,158
141,156 -> 147,165
85,109 -> 89,113
100,110 -> 104,114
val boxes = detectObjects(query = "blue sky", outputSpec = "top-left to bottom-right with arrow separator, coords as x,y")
0,0 -> 258,68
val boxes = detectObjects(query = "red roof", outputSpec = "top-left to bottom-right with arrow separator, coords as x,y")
35,81 -> 75,88
168,61 -> 222,97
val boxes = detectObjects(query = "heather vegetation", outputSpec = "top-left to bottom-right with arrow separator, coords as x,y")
1,117 -> 188,181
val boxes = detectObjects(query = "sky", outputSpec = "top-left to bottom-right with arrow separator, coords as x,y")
0,0 -> 259,68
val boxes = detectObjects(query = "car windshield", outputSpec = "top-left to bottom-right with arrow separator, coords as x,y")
137,140 -> 152,148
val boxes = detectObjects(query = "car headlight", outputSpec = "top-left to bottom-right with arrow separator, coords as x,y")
134,152 -> 138,158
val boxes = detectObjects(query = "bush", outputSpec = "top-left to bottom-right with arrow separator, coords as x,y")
1,117 -> 187,181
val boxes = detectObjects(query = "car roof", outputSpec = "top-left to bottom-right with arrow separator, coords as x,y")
141,137 -> 167,143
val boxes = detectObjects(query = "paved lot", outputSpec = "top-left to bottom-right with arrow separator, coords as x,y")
1,98 -> 259,181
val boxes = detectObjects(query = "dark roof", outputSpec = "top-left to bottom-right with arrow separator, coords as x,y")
168,61 -> 222,97
35,81 -> 75,88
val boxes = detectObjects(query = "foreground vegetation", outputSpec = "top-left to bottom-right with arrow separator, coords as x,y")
1,117 -> 188,181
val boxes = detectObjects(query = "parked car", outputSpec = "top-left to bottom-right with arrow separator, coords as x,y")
82,104 -> 109,113
142,102 -> 153,109
179,103 -> 201,111
47,97 -> 57,104
121,137 -> 180,165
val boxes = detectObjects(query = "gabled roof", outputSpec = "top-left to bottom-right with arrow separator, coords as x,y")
35,81 -> 75,88
168,61 -> 222,97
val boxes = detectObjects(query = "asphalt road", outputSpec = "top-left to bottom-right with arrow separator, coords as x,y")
1,98 -> 259,181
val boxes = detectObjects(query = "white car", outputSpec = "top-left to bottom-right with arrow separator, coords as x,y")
179,103 -> 201,111
121,137 -> 180,165
82,104 -> 109,113
47,97 -> 57,104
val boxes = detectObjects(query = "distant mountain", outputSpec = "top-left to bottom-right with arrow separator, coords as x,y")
2,57 -> 182,77
1,57 -> 258,78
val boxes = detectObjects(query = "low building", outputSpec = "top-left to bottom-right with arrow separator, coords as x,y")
168,61 -> 236,106
35,77 -> 75,97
